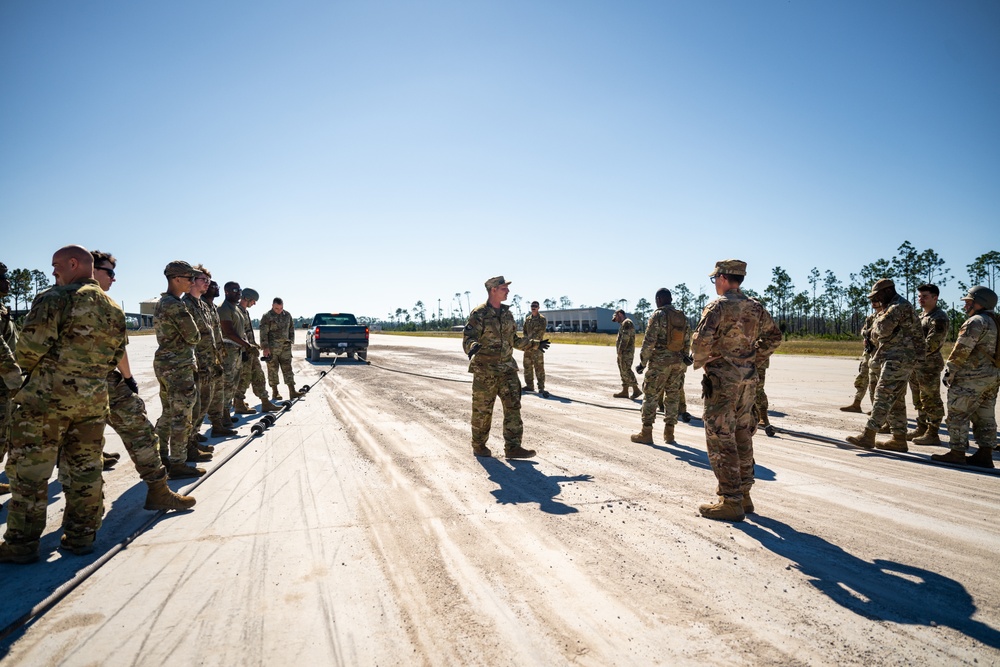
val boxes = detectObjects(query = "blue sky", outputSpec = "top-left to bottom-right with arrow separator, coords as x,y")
2,1 -> 997,320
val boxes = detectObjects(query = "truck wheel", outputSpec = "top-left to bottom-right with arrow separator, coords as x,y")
347,352 -> 356,360
310,346 -> 322,362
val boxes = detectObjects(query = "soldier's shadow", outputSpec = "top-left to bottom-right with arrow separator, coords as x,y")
642,440 -> 777,481
478,457 -> 592,515
739,515 -> 1000,650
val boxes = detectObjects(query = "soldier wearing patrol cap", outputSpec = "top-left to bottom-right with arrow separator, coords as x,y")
846,278 -> 925,452
932,286 -> 1000,467
236,288 -> 284,412
690,259 -> 781,522
462,276 -> 549,459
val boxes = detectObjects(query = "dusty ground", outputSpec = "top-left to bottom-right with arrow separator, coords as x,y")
1,332 -> 998,666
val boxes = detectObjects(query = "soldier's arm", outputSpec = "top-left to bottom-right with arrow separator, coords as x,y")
926,313 -> 948,355
872,304 -> 902,341
690,305 -> 720,370
0,336 -> 21,390
462,310 -> 483,356
286,313 -> 295,340
638,314 -> 658,366
945,318 -> 982,370
754,308 -> 782,365
14,292 -> 62,375
175,302 -> 202,346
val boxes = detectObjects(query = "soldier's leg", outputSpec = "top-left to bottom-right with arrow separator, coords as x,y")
945,382 -> 975,453
238,350 -> 253,401
852,357 -> 869,403
164,367 -> 198,466
867,360 -> 909,432
535,352 -> 545,392
209,371 -> 227,428
250,358 -> 268,400
734,378 -> 757,493
279,344 -> 295,387
639,367 -> 664,427
223,346 -> 242,411
523,352 -> 535,390
3,407 -> 61,553
660,365 -> 685,426
908,373 -> 924,426
920,363 -> 946,425
755,366 -> 769,423
58,416 -> 106,550
266,356 -> 280,389
969,381 -> 999,451
702,372 -> 742,500
678,376 -> 688,414
498,371 -> 524,448
108,380 -> 168,483
471,374 -> 499,445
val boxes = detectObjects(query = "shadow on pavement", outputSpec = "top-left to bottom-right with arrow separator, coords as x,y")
641,440 -> 777,482
478,457 -> 593,515
739,515 -> 1000,650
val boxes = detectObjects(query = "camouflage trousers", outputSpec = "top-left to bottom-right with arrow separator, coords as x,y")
679,377 -> 687,414
222,345 -> 243,411
755,366 -> 769,422
945,372 -> 1000,452
266,342 -> 295,388
239,352 -> 267,401
107,373 -> 166,482
471,370 -> 523,448
909,357 -> 945,424
866,359 -> 912,435
641,363 -> 685,427
0,387 -> 11,457
4,405 -> 105,551
853,353 -> 874,404
617,350 -> 638,389
194,362 -> 226,429
154,360 -> 197,466
523,349 -> 545,390
702,366 -> 757,500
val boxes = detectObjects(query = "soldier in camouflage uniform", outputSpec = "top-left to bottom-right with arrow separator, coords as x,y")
185,265 -> 230,452
203,281 -> 231,431
841,309 -> 879,413
932,287 -> 1000,467
0,246 -> 126,563
846,279 -> 926,452
218,281 -> 251,419
90,251 -> 195,511
754,355 -> 775,437
691,260 -> 781,522
521,301 -> 549,397
260,297 -> 299,400
153,261 -> 205,479
0,262 -> 21,496
631,289 -> 689,445
612,309 -> 641,399
463,276 -> 549,459
906,284 -> 950,445
236,289 -> 284,411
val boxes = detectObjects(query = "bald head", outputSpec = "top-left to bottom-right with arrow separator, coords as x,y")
52,244 -> 94,286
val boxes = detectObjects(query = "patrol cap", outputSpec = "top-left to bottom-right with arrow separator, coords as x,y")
485,276 -> 511,290
961,286 -> 998,311
708,259 -> 747,277
868,278 -> 895,298
164,260 -> 194,278
242,288 -> 260,301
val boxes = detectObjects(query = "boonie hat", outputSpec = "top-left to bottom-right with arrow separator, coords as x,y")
242,288 -> 260,301
164,260 -> 194,278
485,276 -> 512,290
868,278 -> 895,298
708,259 -> 747,277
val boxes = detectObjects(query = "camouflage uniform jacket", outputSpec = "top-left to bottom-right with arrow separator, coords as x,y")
14,279 -> 126,409
919,306 -> 950,365
640,305 -> 688,368
691,290 -> 781,371
946,310 -> 998,379
463,303 -> 537,374
239,304 -> 258,346
204,298 -> 226,361
185,295 -> 220,367
217,300 -> 248,346
1,302 -> 17,352
871,294 -> 925,364
260,309 -> 295,348
154,292 -> 199,367
616,318 -> 636,358
522,313 -> 547,341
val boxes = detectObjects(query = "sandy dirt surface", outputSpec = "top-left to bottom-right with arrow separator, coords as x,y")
1,332 -> 999,666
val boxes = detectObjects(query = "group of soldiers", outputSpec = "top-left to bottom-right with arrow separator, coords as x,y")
0,248 -> 300,564
842,280 -> 999,467
463,260 -> 998,524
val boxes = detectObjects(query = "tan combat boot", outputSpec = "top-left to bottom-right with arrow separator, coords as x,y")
877,422 -> 891,434
168,463 -> 206,479
144,478 -> 197,511
839,399 -> 863,413
233,396 -> 256,415
742,489 -> 755,514
906,421 -> 927,441
187,443 -> 213,463
875,433 -> 908,452
613,387 -> 630,398
260,396 -> 281,412
663,424 -> 675,444
912,421 -> 941,446
472,443 -> 492,457
699,497 -> 745,522
287,384 -> 303,399
0,482 -> 9,495
0,541 -> 39,564
630,385 -> 642,399
931,449 -> 967,464
271,386 -> 282,400
630,425 -> 654,444
966,447 -> 995,469
504,445 -> 536,459
846,428 -> 876,449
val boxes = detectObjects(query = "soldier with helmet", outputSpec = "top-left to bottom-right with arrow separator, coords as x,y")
235,288 -> 283,413
906,283 -> 951,445
846,278 -> 925,452
932,286 -> 1000,467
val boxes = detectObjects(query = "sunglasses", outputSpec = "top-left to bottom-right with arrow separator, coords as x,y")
97,266 -> 116,279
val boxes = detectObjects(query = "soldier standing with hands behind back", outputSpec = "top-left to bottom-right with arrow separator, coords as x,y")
521,301 -> 549,398
612,309 -> 641,399
906,284 -> 950,445
464,277 -> 549,459
260,297 -> 298,400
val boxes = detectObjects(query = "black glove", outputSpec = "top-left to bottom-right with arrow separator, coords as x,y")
701,374 -> 714,399
942,370 -> 951,388
261,354 -> 272,363
467,342 -> 481,360
682,353 -> 693,367
635,364 -> 644,374
538,339 -> 550,352
241,350 -> 249,362
123,376 -> 139,394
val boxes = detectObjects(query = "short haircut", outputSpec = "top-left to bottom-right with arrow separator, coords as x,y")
91,249 -> 117,268
917,283 -> 939,297
273,297 -> 283,305
531,301 -> 539,307
615,309 -> 626,318
722,274 -> 745,286
655,288 -> 672,304
192,263 -> 211,279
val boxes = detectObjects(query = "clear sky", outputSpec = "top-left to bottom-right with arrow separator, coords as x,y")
2,1 -> 997,320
